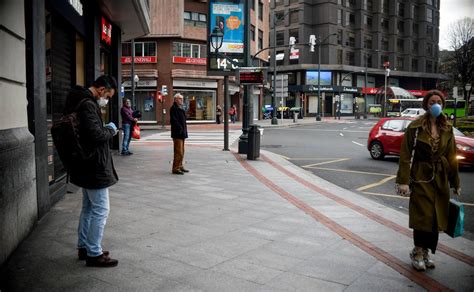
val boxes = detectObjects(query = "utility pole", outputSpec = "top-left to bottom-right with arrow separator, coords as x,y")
238,0 -> 251,154
271,10 -> 278,125
131,39 -> 136,109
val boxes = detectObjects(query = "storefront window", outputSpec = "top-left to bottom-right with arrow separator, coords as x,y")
179,90 -> 216,121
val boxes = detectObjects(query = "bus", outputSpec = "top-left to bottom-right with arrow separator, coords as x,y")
386,98 -> 423,117
444,99 -> 468,119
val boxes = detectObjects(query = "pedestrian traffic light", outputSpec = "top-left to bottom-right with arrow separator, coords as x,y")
289,36 -> 296,51
157,94 -> 163,103
309,35 -> 316,52
161,85 -> 168,96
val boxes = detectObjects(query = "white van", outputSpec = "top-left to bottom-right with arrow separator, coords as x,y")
401,108 -> 426,117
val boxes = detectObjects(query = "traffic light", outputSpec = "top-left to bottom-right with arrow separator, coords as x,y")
161,85 -> 168,96
157,94 -> 163,103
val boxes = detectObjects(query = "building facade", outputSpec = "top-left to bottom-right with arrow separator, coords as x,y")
121,0 -> 269,125
0,0 -> 150,267
270,0 -> 444,116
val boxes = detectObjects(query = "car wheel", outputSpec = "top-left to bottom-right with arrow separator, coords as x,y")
370,141 -> 385,160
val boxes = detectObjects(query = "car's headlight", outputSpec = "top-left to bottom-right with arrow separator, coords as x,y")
456,144 -> 474,151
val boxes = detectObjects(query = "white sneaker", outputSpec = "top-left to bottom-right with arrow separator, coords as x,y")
423,248 -> 435,269
410,247 -> 426,271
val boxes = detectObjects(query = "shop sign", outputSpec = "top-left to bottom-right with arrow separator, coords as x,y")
173,79 -> 218,88
101,17 -> 112,46
122,79 -> 158,88
408,90 -> 429,97
173,56 -> 207,65
68,0 -> 83,16
342,86 -> 358,93
289,48 -> 299,60
121,56 -> 157,64
362,87 -> 379,94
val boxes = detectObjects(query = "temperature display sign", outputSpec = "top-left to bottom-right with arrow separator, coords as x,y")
208,54 -> 244,72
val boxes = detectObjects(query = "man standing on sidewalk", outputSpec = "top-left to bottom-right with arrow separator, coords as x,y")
170,93 -> 189,174
63,75 -> 119,267
120,98 -> 137,155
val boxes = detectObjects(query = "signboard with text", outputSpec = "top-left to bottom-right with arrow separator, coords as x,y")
121,56 -> 157,64
101,17 -> 112,46
207,0 -> 246,76
173,56 -> 207,65
237,67 -> 266,85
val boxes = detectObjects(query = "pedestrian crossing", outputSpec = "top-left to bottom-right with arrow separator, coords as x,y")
133,130 -> 242,146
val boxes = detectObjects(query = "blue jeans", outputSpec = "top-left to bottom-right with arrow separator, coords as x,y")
122,123 -> 131,153
77,188 -> 110,257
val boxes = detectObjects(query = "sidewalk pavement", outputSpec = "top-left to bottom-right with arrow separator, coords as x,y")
2,143 -> 474,291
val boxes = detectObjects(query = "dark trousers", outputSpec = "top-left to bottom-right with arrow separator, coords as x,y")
172,138 -> 185,172
413,217 -> 439,253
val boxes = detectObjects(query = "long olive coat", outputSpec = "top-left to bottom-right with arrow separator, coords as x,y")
396,118 -> 460,232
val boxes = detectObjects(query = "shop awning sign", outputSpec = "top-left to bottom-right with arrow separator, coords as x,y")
121,56 -> 157,64
101,17 -> 112,46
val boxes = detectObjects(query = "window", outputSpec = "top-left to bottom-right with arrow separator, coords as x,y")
412,59 -> 418,71
349,0 -> 356,8
258,29 -> 263,50
398,21 -> 404,34
184,11 -> 207,27
398,2 -> 405,17
426,43 -> 433,56
381,120 -> 405,132
367,54 -> 373,67
413,5 -> 419,19
337,29 -> 343,45
347,32 -> 355,47
397,57 -> 404,70
337,49 -> 343,64
346,51 -> 355,65
258,1 -> 263,21
276,31 -> 284,46
367,0 -> 373,11
412,40 -> 418,54
349,13 -> 355,25
381,54 -> 389,65
290,10 -> 298,24
345,12 -> 350,26
366,16 -> 373,29
289,28 -> 299,43
426,26 -> 433,39
427,9 -> 433,23
397,38 -> 404,52
382,0 -> 388,13
427,0 -> 433,5
251,25 -> 255,41
426,60 -> 433,73
365,35 -> 372,49
362,0 -> 367,10
337,10 -> 342,25
122,41 -> 157,57
172,42 -> 205,59
381,18 -> 389,31
345,0 -> 350,7
382,37 -> 388,50
275,11 -> 284,25
413,23 -> 418,35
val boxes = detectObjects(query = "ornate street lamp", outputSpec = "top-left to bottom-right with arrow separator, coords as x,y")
210,26 -> 223,54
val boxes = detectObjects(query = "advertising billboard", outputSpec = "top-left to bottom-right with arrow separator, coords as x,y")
207,0 -> 246,75
306,71 -> 332,86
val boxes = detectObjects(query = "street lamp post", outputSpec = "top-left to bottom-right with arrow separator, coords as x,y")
132,74 -> 139,109
271,10 -> 278,125
383,67 -> 390,117
315,33 -> 336,121
209,26 -> 229,150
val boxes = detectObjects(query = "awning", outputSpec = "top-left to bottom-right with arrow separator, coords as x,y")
98,0 -> 150,41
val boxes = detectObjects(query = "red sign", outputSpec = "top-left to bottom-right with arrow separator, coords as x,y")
121,56 -> 157,64
383,61 -> 390,68
362,87 -> 379,94
101,17 -> 112,46
407,90 -> 429,97
172,56 -> 206,65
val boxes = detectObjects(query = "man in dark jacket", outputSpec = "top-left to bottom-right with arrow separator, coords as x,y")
64,75 -> 119,267
120,98 -> 137,155
170,93 -> 189,174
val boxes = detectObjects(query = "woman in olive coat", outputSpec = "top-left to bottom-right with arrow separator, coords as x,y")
396,90 -> 461,271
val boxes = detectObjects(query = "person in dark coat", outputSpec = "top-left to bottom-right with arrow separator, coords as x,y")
63,75 -> 119,267
396,90 -> 461,271
120,98 -> 137,155
170,93 -> 189,174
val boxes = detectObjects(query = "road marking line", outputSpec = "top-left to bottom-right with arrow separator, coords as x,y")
302,158 -> 350,168
304,166 -> 393,177
235,153 -> 451,291
357,175 -> 397,191
339,133 -> 344,136
361,191 -> 409,199
277,154 -> 291,160
351,141 -> 365,147
288,158 -> 347,161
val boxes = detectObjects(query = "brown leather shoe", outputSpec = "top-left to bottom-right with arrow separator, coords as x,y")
86,253 -> 118,267
180,168 -> 190,173
172,170 -> 184,175
78,248 -> 109,260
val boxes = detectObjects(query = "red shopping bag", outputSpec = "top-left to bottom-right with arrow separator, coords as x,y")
132,124 -> 141,140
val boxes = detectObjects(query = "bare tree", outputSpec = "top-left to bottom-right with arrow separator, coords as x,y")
447,17 -> 474,96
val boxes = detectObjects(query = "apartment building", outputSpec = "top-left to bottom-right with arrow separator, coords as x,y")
270,0 -> 444,116
121,0 -> 269,124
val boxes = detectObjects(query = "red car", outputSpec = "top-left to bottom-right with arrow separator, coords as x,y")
367,117 -> 474,167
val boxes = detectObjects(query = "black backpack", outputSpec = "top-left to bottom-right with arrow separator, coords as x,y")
51,99 -> 88,170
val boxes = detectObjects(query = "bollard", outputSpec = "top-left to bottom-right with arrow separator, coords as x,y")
247,124 -> 260,160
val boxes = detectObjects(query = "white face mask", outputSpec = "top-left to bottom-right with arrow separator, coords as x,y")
97,97 -> 109,107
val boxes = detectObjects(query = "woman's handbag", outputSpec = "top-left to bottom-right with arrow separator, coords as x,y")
445,197 -> 464,238
132,124 -> 141,140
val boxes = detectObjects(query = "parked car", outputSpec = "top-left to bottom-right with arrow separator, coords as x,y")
367,117 -> 474,167
401,108 -> 426,117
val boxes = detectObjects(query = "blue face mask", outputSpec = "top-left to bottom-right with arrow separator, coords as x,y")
430,103 -> 442,118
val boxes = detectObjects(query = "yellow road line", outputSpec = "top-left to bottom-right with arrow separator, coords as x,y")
302,158 -> 350,168
304,166 -> 393,177
357,175 -> 397,191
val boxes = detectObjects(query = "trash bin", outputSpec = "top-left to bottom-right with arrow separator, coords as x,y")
247,124 -> 260,160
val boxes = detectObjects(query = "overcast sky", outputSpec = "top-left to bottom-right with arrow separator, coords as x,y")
439,0 -> 473,50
